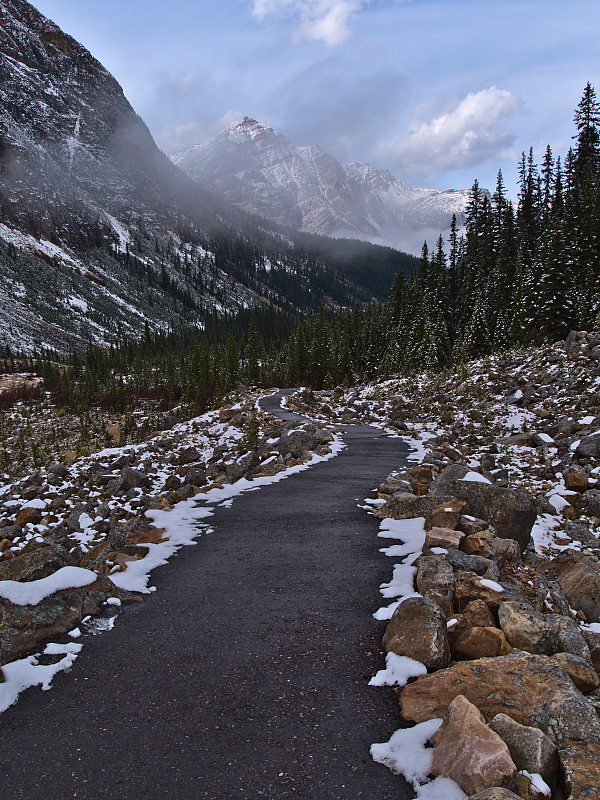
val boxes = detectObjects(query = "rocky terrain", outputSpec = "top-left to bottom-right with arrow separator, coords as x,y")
287,331 -> 600,799
172,117 -> 471,251
0,389 -> 338,691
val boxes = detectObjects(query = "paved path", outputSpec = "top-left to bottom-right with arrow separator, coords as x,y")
0,391 -> 412,799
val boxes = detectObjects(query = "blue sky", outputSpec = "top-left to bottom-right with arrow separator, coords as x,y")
33,0 -> 600,197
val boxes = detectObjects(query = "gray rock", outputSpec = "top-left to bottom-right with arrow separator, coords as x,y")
120,467 -> 151,491
183,465 -> 207,487
443,549 -> 500,579
0,525 -> 22,541
488,713 -> 557,786
286,430 -> 314,458
66,503 -> 89,533
578,489 -> 600,518
416,555 -> 455,618
553,615 -> 592,660
565,520 -> 599,549
468,790 -> 522,800
0,543 -> 76,582
576,435 -> 600,460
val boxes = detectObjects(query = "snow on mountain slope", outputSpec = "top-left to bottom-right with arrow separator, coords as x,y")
172,118 -> 472,251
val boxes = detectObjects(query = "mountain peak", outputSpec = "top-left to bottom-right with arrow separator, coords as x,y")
171,119 -> 471,252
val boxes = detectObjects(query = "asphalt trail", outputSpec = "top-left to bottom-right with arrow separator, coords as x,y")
0,391 -> 412,800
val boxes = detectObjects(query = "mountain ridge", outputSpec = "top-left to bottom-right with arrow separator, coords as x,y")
171,117 -> 471,252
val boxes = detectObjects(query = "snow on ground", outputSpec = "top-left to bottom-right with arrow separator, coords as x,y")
0,397 -> 345,712
373,517 -> 426,620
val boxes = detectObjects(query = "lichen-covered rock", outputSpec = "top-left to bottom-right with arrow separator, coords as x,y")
0,576 -> 121,665
498,600 -> 558,655
382,596 -> 450,670
430,695 -> 516,795
399,652 -> 600,745
468,790 -> 522,800
488,713 -> 557,785
0,543 -> 75,582
559,739 -> 600,800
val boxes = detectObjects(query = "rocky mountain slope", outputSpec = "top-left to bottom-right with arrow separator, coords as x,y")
0,0 -> 414,354
171,117 -> 471,251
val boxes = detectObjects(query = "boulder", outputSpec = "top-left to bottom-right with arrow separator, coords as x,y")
375,492 -> 442,520
382,596 -> 451,671
408,464 -> 434,495
498,600 -> 558,655
430,695 -> 516,796
578,489 -> 600,518
444,548 -> 499,578
536,554 -> 600,622
453,626 -> 512,660
425,526 -> 465,550
120,466 -> 150,491
431,480 -> 536,553
576,436 -> 600,459
14,506 -> 42,527
457,515 -> 490,536
559,739 -> 600,799
0,575 -> 119,665
183,465 -> 207,487
286,430 -> 313,458
0,543 -> 75,582
455,571 -> 520,612
564,520 -> 599,549
377,478 -> 412,497
425,500 -> 466,531
399,652 -> 600,745
552,652 -> 600,693
554,615 -> 591,660
468,790 -> 522,800
416,555 -> 455,617
488,713 -> 557,785
564,466 -> 589,493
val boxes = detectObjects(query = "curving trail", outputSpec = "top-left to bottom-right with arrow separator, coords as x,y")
0,391 -> 412,799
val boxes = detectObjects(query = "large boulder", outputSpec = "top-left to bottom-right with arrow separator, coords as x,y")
452,626 -> 512,660
382,596 -> 450,670
286,430 -> 314,458
431,695 -> 516,796
375,491 -> 441,520
552,652 -> 600,693
430,475 -> 536,553
121,466 -> 151,491
398,652 -> 600,744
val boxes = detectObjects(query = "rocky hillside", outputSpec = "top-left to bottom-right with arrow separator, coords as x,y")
0,0 -> 413,354
288,331 -> 600,799
171,117 -> 471,250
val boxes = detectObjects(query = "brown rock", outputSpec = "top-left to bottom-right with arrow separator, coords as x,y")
457,515 -> 490,536
498,600 -> 558,655
375,491 -> 444,520
455,571 -> 512,612
488,713 -> 557,786
552,652 -> 600,693
0,544 -> 75,582
463,599 -> 497,628
14,506 -> 42,527
514,772 -> 548,800
559,739 -> 600,799
564,466 -> 589,493
453,626 -> 512,660
425,500 -> 467,531
468,790 -> 522,800
382,596 -> 451,671
430,695 -> 516,795
425,526 -> 466,550
461,529 -> 494,555
409,464 -> 433,496
399,652 -> 600,745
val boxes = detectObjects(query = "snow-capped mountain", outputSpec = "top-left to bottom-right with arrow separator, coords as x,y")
172,118 -> 471,251
0,0 -> 416,353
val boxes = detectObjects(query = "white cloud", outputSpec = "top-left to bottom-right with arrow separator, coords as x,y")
251,0 -> 367,46
376,87 -> 522,178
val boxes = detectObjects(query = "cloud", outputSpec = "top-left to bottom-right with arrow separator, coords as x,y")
270,56 -> 408,162
251,0 -> 367,46
376,87 -> 523,179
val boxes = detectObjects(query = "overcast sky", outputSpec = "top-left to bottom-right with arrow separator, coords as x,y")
33,0 -> 600,197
